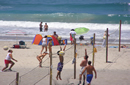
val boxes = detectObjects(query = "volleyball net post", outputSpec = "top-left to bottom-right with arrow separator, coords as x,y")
92,33 -> 95,66
49,46 -> 52,85
106,28 -> 108,63
119,20 -> 121,52
16,72 -> 19,85
74,38 -> 76,79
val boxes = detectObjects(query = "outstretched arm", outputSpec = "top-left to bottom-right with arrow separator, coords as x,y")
63,45 -> 66,51
85,49 -> 87,56
60,46 -> 62,51
10,54 -> 17,62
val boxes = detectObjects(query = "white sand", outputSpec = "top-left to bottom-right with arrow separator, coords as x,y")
0,41 -> 130,85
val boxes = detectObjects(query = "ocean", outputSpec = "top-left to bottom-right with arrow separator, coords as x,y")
0,0 -> 130,44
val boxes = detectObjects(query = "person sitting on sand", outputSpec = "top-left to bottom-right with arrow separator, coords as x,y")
81,61 -> 97,85
120,45 -> 128,48
2,50 -> 18,72
37,52 -> 48,67
56,45 -> 66,80
78,49 -> 88,85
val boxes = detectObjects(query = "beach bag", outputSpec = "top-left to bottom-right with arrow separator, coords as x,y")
94,47 -> 97,53
13,45 -> 20,48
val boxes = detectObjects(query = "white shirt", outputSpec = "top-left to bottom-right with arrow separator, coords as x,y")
70,31 -> 76,35
5,53 -> 11,60
42,38 -> 46,44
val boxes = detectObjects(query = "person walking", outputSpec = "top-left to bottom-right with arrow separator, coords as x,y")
41,35 -> 48,54
78,49 -> 88,85
81,61 -> 97,85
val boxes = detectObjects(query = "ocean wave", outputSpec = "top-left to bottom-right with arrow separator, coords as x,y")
0,5 -> 12,9
0,20 -> 130,30
0,13 -> 130,24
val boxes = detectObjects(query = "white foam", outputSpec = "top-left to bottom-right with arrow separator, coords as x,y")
0,20 -> 130,40
0,20 -> 130,30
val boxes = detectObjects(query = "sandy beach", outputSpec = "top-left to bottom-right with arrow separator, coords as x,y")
0,41 -> 130,85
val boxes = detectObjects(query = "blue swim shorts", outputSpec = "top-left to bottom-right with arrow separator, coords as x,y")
57,62 -> 63,72
86,74 -> 93,84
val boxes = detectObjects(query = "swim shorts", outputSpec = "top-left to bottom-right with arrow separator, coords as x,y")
70,35 -> 73,41
57,62 -> 63,72
86,74 -> 93,84
79,67 -> 87,75
4,59 -> 12,64
42,43 -> 47,46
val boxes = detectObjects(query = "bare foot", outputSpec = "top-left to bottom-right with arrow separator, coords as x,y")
56,76 -> 58,80
39,65 -> 42,67
59,77 -> 62,80
39,63 -> 42,67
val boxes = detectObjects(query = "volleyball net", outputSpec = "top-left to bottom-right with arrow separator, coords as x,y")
9,26 -> 121,85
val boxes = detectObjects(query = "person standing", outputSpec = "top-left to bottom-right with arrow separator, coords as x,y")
39,22 -> 43,32
78,49 -> 88,85
41,35 -> 48,54
56,45 -> 66,80
102,31 -> 109,47
53,31 -> 58,39
70,29 -> 76,45
44,23 -> 48,32
81,61 -> 97,85
2,50 -> 18,72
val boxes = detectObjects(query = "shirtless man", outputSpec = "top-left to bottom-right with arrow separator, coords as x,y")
56,45 -> 66,80
53,31 -> 58,39
78,49 -> 88,85
81,61 -> 97,85
37,52 -> 48,67
39,22 -> 43,32
44,23 -> 48,32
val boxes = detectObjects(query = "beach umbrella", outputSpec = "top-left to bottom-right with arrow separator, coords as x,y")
6,30 -> 26,35
75,27 -> 89,35
6,30 -> 27,43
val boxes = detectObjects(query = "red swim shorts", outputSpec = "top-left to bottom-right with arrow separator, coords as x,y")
4,60 -> 12,64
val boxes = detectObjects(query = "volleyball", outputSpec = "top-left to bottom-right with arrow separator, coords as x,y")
3,46 -> 8,50
58,36 -> 62,40
59,51 -> 65,56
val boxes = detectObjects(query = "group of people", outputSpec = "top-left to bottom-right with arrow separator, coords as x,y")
78,49 -> 97,85
39,22 -> 48,32
1,42 -> 97,85
37,38 -> 66,80
36,32 -> 66,80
